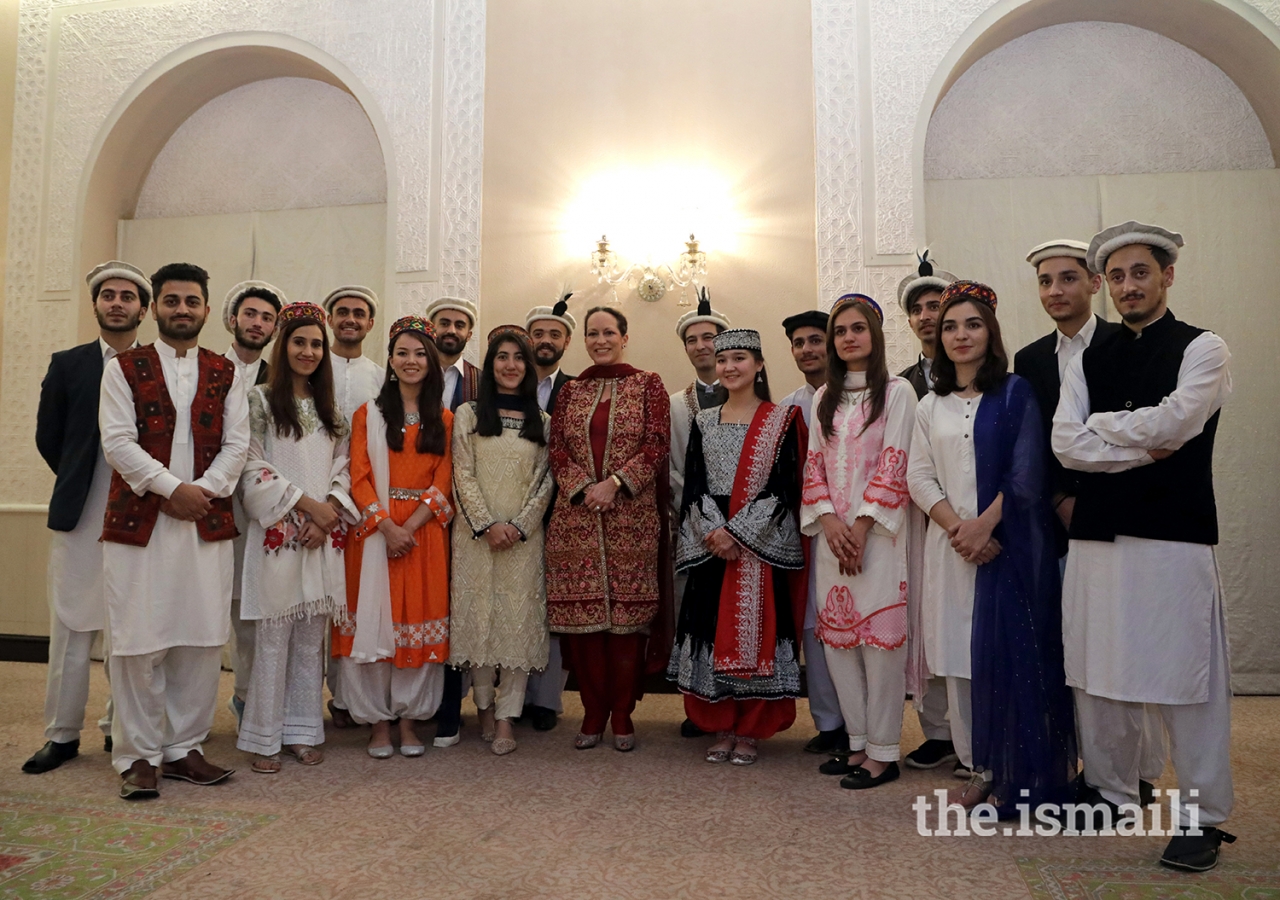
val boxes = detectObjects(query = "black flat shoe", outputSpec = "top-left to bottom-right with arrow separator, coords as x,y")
818,755 -> 852,776
804,728 -> 850,755
103,735 -> 113,753
680,718 -> 707,738
1160,827 -> 1236,872
529,706 -> 558,732
1139,779 -> 1155,807
904,739 -> 958,769
840,761 -> 900,790
22,739 -> 80,774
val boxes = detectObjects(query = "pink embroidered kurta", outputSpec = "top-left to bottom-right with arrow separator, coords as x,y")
800,373 -> 917,650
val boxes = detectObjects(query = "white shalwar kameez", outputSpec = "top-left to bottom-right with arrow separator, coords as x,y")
907,391 -> 984,776
225,348 -> 266,706
1053,332 -> 1233,824
43,338 -> 122,744
236,387 -> 357,756
100,342 -> 249,773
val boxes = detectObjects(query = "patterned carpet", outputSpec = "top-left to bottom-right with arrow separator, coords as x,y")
0,793 -> 273,899
1,661 -> 1277,899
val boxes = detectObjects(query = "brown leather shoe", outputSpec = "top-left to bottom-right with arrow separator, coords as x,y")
160,750 -> 234,785
119,759 -> 160,800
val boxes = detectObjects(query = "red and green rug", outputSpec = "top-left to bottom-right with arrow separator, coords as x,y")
1018,856 -> 1280,899
0,792 -> 274,899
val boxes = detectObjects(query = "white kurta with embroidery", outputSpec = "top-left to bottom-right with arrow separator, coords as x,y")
1052,331 -> 1231,704
801,373 -> 916,650
238,386 -> 358,622
331,354 -> 385,422
906,391 -> 983,679
99,342 -> 250,656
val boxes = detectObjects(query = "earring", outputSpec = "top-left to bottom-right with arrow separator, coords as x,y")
756,372 -> 763,382
390,371 -> 398,381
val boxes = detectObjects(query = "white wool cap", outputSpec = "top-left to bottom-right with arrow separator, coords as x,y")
223,280 -> 287,334
1026,239 -> 1090,268
1087,221 -> 1184,274
86,260 -> 151,305
426,296 -> 478,327
674,306 -> 731,339
896,270 -> 957,314
526,305 -> 577,334
322,285 -> 379,317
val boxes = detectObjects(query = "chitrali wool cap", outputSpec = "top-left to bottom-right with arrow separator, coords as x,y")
426,296 -> 478,327
526,292 -> 577,333
897,250 -> 957,314
1087,221 -> 1184,274
86,261 -> 151,305
1026,239 -> 1089,268
323,285 -> 379,317
675,287 -> 730,338
224,281 -> 286,334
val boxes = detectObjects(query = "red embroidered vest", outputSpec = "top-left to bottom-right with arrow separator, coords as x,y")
101,345 -> 239,547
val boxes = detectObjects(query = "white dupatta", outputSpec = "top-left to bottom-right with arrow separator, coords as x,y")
350,402 -> 396,662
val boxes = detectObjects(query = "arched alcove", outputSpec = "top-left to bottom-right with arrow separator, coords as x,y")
74,33 -> 396,342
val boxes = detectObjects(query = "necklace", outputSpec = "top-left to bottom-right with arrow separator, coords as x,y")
401,411 -> 421,434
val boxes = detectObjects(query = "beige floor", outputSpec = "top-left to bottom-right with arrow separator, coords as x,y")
2,660 -> 1277,899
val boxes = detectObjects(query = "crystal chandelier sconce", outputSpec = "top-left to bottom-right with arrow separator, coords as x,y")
590,234 -> 708,306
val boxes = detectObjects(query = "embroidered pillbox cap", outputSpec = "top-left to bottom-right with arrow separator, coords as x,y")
833,292 -> 883,324
713,328 -> 761,354
1087,221 -> 1184,274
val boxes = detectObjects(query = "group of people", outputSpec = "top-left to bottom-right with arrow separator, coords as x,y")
24,218 -> 1236,873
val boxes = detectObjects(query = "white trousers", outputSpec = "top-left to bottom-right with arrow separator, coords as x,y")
803,627 -> 845,733
524,636 -> 568,712
824,642 -> 905,762
472,666 -> 530,721
109,645 -> 222,773
236,616 -> 327,755
229,597 -> 256,702
337,657 -> 444,724
44,615 -> 112,744
945,676 -> 992,782
1074,598 -> 1232,825
916,676 -> 951,741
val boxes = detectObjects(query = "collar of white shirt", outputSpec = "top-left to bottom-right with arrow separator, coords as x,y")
98,337 -> 138,359
1055,314 -> 1099,355
539,367 -> 561,387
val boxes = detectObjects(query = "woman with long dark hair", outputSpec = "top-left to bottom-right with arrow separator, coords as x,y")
333,316 -> 455,758
236,302 -> 355,773
800,294 -> 917,789
449,327 -> 554,756
545,306 -> 671,752
906,282 -> 1076,811
668,329 -> 807,765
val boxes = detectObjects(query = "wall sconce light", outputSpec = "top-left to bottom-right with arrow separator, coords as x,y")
590,234 -> 707,305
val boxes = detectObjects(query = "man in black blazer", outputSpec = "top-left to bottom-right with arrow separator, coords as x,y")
523,298 -> 577,731
1014,240 -> 1120,551
895,252 -> 957,401
24,261 -> 150,774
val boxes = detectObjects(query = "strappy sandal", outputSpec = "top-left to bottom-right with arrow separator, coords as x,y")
283,745 -> 323,766
574,732 -> 602,750
730,738 -> 758,766
705,731 -> 734,763
251,754 -> 282,774
947,771 -> 993,809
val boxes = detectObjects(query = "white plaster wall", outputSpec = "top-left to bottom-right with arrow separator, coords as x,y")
136,77 -> 386,218
925,23 -> 1274,180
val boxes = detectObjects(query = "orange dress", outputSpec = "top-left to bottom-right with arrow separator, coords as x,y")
333,405 -> 454,668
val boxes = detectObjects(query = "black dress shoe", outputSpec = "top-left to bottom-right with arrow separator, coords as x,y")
818,755 -> 852,776
103,736 -> 113,753
1160,827 -> 1236,872
803,728 -> 850,755
528,706 -> 558,732
680,718 -> 707,738
22,740 -> 80,774
840,761 -> 900,790
904,739 -> 958,769
1139,779 -> 1155,807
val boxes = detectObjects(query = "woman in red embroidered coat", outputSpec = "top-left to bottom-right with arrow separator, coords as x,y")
333,316 -> 454,759
546,307 -> 670,751
799,295 -> 917,790
666,329 -> 807,766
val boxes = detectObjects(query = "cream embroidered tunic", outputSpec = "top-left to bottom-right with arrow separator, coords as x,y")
801,373 -> 916,650
448,403 -> 555,670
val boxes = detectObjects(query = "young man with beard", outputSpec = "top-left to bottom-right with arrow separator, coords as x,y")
894,254 -> 965,777
100,262 -> 249,799
425,296 -> 481,747
779,308 -> 848,757
1055,223 -> 1235,871
24,261 -> 150,775
520,296 -> 578,731
322,286 -> 385,729
222,281 -> 283,729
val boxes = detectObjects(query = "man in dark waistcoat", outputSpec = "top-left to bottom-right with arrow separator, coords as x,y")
1053,222 -> 1234,871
